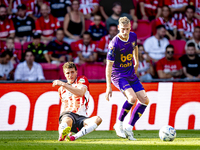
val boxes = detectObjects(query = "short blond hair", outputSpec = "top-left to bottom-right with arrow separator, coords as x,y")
118,17 -> 130,26
63,62 -> 77,72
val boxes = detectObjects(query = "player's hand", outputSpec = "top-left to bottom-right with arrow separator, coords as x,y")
52,80 -> 64,87
132,22 -> 138,30
105,87 -> 112,101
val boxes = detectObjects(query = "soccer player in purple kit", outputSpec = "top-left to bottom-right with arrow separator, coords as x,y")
105,17 -> 150,140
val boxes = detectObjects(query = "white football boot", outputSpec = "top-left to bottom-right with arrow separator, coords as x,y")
124,128 -> 137,141
113,123 -> 126,138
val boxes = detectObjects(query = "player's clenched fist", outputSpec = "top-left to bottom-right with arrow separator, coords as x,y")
52,80 -> 65,87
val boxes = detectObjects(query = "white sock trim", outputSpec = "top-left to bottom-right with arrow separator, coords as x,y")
74,122 -> 98,139
137,101 -> 147,106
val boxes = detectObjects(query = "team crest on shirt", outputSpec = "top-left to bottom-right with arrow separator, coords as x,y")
6,25 -> 10,29
64,46 -> 69,50
79,78 -> 85,83
51,23 -> 55,27
132,42 -> 135,47
26,21 -> 31,25
108,46 -> 115,56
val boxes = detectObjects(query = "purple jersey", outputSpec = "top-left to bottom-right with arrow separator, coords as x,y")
107,32 -> 137,80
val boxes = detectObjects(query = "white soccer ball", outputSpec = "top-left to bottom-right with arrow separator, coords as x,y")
159,125 -> 176,141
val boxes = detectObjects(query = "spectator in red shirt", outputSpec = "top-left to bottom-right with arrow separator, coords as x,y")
1,0 -> 22,15
162,0 -> 188,20
156,44 -> 183,79
189,0 -> 200,20
139,0 -> 163,21
96,24 -> 118,63
26,0 -> 48,20
74,31 -> 97,64
79,0 -> 99,20
178,5 -> 200,41
0,4 -> 15,41
156,5 -> 177,40
35,3 -> 60,45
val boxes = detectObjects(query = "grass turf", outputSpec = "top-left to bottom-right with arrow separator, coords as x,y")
0,130 -> 200,150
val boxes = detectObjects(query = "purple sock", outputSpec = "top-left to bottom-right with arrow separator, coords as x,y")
118,101 -> 133,121
129,103 -> 147,126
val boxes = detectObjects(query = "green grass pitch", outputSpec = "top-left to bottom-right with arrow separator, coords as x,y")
0,130 -> 200,150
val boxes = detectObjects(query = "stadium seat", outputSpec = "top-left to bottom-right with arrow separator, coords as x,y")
59,63 -> 83,80
70,41 -> 79,58
131,20 -> 152,43
169,40 -> 186,59
14,42 -> 22,51
59,21 -> 64,28
85,19 -> 92,31
14,42 -> 22,61
151,19 -> 157,35
83,62 -> 106,79
40,63 -> 59,80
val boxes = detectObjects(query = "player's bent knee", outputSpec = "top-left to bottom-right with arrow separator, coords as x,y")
62,117 -> 73,126
128,96 -> 137,104
95,116 -> 102,126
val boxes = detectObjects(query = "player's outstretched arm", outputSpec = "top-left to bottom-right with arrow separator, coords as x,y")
52,80 -> 87,97
105,60 -> 114,101
133,46 -> 139,74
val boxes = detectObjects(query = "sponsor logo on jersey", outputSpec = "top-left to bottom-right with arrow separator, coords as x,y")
26,21 -> 32,25
79,78 -> 85,83
132,42 -> 135,48
124,42 -> 130,45
64,46 -> 69,50
6,25 -> 10,29
51,23 -> 55,27
120,54 -> 133,68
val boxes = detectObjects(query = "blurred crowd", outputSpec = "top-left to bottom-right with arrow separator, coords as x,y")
0,0 -> 200,81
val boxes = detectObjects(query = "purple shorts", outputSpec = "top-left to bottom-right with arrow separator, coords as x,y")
112,76 -> 144,93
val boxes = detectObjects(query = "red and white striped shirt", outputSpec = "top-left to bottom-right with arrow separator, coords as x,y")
79,0 -> 99,15
138,60 -> 151,76
58,76 -> 90,117
97,34 -> 110,52
178,17 -> 200,38
139,0 -> 162,17
75,40 -> 97,58
26,0 -> 49,17
35,14 -> 60,37
164,0 -> 188,20
189,0 -> 200,15
156,17 -> 177,31
2,0 -> 22,13
0,18 -> 15,38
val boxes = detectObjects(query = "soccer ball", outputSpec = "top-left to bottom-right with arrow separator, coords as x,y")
159,125 -> 176,141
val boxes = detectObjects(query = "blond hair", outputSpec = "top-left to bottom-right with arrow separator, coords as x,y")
63,62 -> 77,72
118,17 -> 130,25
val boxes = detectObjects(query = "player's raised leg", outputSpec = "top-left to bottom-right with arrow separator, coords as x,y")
124,89 -> 149,140
67,116 -> 102,141
58,117 -> 73,141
